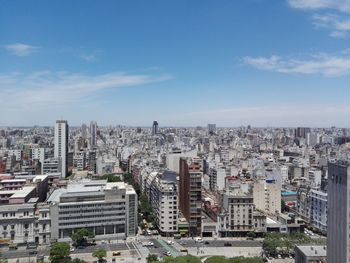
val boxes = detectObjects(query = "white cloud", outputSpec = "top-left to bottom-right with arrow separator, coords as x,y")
0,71 -> 172,110
4,43 -> 39,56
243,52 -> 350,76
312,13 -> 350,37
183,105 -> 350,127
81,54 -> 96,62
288,0 -> 350,37
288,0 -> 350,13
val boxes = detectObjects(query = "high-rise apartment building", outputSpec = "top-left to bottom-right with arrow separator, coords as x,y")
90,121 -> 97,149
152,121 -> 158,136
207,124 -> 216,134
54,120 -> 68,178
327,160 -> 350,263
179,157 -> 202,236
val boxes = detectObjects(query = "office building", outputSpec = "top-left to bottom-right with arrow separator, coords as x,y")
54,120 -> 68,178
327,160 -> 350,263
179,157 -> 202,236
42,158 -> 62,175
48,180 -> 137,241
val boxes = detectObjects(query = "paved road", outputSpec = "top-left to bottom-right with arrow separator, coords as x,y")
179,239 -> 263,248
2,243 -> 128,259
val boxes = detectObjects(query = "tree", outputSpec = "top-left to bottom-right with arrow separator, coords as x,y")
92,248 -> 107,262
71,228 -> 95,247
71,259 -> 88,263
205,256 -> 228,263
49,242 -> 71,263
146,254 -> 158,263
100,174 -> 122,182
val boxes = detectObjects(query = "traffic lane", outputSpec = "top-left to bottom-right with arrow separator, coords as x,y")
178,240 -> 262,248
147,239 -> 165,256
3,243 -> 128,259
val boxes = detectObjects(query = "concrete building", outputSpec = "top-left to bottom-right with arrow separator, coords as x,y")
253,181 -> 281,215
73,151 -> 86,171
295,245 -> 327,263
42,158 -> 62,175
48,180 -> 137,241
327,160 -> 350,263
90,121 -> 97,149
207,124 -> 216,134
179,157 -> 202,237
152,121 -> 159,136
309,189 -> 327,234
149,171 -> 178,236
218,189 -> 266,237
54,120 -> 68,178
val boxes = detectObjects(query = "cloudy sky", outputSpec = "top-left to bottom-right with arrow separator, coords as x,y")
1,0 -> 350,127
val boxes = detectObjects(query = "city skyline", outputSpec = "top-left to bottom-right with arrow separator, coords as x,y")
2,0 -> 350,127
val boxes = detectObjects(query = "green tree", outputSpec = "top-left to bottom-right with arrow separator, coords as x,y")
71,259 -> 88,263
146,254 -> 158,263
49,242 -> 71,263
100,174 -> 122,182
228,257 -> 263,263
92,248 -> 107,262
205,256 -> 228,263
281,200 -> 287,212
71,228 -> 95,247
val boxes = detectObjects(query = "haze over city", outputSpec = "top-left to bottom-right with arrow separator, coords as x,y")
2,0 -> 350,126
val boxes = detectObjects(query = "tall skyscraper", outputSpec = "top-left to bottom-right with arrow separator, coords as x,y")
152,120 -> 158,136
179,157 -> 202,236
54,120 -> 68,178
207,123 -> 216,135
81,123 -> 87,139
90,121 -> 97,149
327,160 -> 350,263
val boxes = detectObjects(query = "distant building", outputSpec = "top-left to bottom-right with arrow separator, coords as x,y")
327,160 -> 350,263
179,157 -> 202,236
90,121 -> 97,149
54,120 -> 68,178
207,124 -> 216,134
294,245 -> 327,263
152,121 -> 159,136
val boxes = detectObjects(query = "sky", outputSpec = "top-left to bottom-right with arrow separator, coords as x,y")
1,0 -> 350,127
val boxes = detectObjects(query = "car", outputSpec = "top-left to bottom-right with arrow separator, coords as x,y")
29,250 -> 37,255
163,251 -> 172,256
112,251 -> 121,256
224,242 -> 232,247
195,237 -> 203,243
277,254 -> 282,259
70,248 -> 75,252
166,240 -> 174,245
179,241 -> 187,245
204,241 -> 210,245
77,245 -> 85,249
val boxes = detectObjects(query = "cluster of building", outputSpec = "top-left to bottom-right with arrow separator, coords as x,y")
1,120 -> 350,262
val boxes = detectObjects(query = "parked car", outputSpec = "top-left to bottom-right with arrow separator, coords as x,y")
224,242 -> 232,247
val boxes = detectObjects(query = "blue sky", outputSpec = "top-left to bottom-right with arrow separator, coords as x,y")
1,0 -> 350,127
